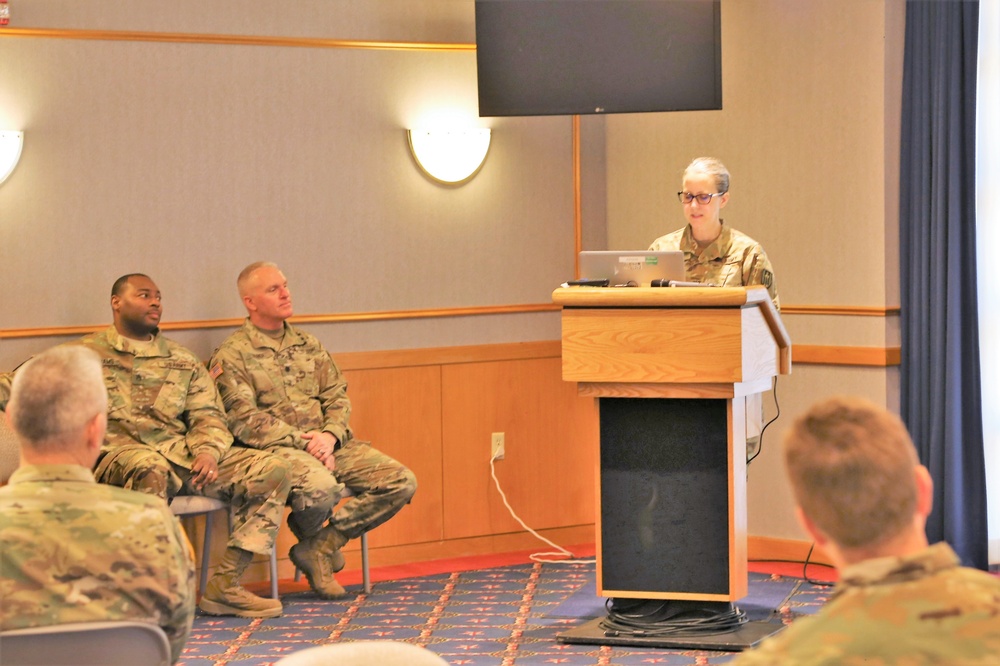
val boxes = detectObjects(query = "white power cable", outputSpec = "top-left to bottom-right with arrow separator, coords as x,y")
489,452 -> 595,564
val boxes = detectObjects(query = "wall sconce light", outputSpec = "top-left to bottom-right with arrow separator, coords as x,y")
407,128 -> 491,184
0,130 -> 23,186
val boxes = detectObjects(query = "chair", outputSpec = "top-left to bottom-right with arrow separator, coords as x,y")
274,640 -> 448,666
0,621 -> 172,666
293,487 -> 372,594
169,495 -> 280,600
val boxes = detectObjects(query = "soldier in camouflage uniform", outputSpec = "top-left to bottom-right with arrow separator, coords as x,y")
650,157 -> 780,457
0,345 -> 195,664
648,156 -> 779,310
730,396 -> 1000,665
209,261 -> 417,599
79,274 -> 293,619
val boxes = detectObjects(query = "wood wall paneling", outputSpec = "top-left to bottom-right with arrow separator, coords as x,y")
441,356 -> 598,541
341,364 -> 444,548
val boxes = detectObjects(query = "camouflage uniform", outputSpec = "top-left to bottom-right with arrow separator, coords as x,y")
0,372 -> 10,409
649,223 -> 780,310
651,223 -> 780,454
78,326 -> 291,555
210,319 -> 417,546
0,464 -> 196,664
730,543 -> 1000,665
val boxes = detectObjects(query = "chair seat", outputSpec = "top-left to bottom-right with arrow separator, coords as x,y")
169,495 -> 228,513
0,621 -> 172,666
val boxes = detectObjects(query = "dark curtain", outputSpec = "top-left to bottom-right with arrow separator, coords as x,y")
899,0 -> 987,570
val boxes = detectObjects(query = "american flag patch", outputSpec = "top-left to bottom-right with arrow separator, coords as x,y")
209,363 -> 223,379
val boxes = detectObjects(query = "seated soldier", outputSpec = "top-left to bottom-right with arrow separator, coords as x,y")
0,346 -> 195,664
77,273 -> 297,618
210,261 -> 417,599
730,396 -> 1000,664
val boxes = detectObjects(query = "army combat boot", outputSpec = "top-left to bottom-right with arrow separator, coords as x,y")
289,528 -> 348,599
198,547 -> 283,618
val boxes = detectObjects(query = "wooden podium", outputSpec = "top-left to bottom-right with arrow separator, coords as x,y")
552,285 -> 791,649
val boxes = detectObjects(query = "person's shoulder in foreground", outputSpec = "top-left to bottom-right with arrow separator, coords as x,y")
0,345 -> 195,664
729,395 -> 1000,665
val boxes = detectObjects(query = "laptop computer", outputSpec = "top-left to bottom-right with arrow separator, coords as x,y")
577,250 -> 686,287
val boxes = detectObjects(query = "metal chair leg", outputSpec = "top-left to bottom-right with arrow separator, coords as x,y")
200,512 -> 213,595
269,544 -> 279,599
360,532 -> 371,594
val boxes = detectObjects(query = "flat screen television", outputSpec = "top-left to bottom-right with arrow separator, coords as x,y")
475,0 -> 722,117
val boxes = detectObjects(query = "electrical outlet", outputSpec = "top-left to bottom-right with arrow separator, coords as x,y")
491,432 -> 505,460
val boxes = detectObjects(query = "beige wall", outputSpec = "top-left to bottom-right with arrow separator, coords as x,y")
605,0 -> 906,541
0,1 -> 581,366
0,1 -> 906,548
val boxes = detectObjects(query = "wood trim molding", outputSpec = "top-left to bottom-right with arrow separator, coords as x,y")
0,303 -> 561,340
0,27 -> 476,52
793,345 -> 901,367
336,340 -> 561,371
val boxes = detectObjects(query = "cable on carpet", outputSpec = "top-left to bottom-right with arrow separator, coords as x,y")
598,598 -> 748,637
489,453 -> 595,564
803,542 -> 835,587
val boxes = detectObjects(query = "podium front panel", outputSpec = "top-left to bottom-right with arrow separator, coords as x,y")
598,397 -> 731,597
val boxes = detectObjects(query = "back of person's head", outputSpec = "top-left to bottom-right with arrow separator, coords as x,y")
684,156 -> 730,194
7,345 -> 107,452
783,396 -> 919,550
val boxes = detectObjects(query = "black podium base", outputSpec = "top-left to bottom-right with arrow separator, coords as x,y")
557,616 -> 785,652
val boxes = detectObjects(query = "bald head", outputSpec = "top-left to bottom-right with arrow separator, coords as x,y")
237,262 -> 293,330
237,262 -> 280,299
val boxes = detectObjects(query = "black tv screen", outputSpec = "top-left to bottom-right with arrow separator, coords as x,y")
475,0 -> 722,117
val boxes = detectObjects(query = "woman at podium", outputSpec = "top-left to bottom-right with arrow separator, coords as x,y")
650,156 -> 780,460
649,157 -> 780,311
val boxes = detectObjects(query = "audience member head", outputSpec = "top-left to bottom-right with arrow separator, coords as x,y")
783,395 -> 933,567
5,345 -> 108,467
237,261 -> 293,330
110,273 -> 162,340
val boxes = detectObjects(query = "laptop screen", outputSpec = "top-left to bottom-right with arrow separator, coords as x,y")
578,250 -> 686,287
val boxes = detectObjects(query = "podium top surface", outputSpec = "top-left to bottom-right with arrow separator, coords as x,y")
552,285 -> 770,309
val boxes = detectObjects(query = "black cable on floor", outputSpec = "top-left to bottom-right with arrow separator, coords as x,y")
598,598 -> 748,637
803,543 -> 835,587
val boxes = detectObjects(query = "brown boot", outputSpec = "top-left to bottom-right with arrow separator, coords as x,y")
198,547 -> 283,618
289,537 -> 348,599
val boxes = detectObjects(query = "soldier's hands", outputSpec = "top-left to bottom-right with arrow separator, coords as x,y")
303,430 -> 338,469
191,452 -> 219,490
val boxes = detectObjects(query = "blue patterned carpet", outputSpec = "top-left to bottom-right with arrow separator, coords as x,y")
178,562 -> 830,665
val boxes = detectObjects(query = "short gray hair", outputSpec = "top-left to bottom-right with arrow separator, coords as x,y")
684,157 -> 730,194
237,261 -> 280,298
8,345 -> 107,449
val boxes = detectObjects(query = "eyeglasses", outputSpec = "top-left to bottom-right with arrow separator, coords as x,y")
677,191 -> 725,205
